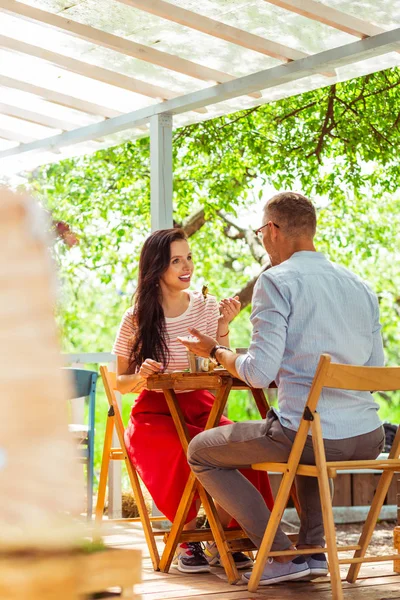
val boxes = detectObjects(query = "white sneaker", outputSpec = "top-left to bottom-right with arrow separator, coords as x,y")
204,541 -> 253,569
174,542 -> 211,573
242,556 -> 310,586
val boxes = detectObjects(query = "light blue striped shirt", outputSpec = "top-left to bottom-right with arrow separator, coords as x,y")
236,251 -> 384,439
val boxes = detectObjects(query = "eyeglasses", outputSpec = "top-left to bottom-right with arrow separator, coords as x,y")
254,222 -> 280,238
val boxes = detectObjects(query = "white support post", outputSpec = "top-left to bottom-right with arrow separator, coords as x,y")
150,113 -> 173,231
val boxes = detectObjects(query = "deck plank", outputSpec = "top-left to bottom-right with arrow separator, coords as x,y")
100,523 -> 400,600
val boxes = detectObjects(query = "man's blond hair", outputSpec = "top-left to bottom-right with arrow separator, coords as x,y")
265,192 -> 316,238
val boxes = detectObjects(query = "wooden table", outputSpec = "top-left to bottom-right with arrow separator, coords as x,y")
146,369 -> 298,584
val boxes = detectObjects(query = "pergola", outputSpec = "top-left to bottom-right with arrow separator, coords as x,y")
0,0 -> 399,229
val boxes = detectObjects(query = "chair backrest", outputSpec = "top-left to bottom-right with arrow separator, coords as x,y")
63,367 -> 98,425
64,368 -> 98,400
285,355 -> 400,490
305,354 -> 400,415
323,358 -> 400,392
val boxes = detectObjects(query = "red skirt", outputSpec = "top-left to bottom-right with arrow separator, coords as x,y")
124,389 -> 274,524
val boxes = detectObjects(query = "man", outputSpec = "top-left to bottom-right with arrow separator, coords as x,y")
179,192 -> 385,586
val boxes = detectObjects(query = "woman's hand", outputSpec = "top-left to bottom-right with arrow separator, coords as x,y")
219,295 -> 241,326
138,358 -> 164,379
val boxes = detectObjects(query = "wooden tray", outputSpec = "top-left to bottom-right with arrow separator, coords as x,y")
0,548 -> 142,600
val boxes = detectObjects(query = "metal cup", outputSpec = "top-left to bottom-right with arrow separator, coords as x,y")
187,351 -> 210,372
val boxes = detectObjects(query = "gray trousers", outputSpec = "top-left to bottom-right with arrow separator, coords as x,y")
188,410 -> 385,550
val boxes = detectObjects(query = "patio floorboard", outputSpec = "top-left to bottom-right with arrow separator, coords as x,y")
101,523 -> 400,600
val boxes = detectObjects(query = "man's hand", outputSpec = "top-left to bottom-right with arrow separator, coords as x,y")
177,328 -> 217,358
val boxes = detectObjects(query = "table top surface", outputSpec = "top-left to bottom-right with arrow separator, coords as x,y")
146,368 -> 248,390
146,369 -> 276,391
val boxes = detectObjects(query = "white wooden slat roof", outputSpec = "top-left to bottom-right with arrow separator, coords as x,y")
0,0 -> 399,176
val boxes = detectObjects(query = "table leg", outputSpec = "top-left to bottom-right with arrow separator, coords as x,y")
250,387 -> 301,518
250,387 -> 269,419
199,486 -> 240,584
204,378 -> 232,430
201,380 -> 240,583
159,381 -> 240,583
163,388 -> 191,454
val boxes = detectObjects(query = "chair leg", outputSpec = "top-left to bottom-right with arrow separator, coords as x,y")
99,369 -> 161,570
346,469 -> 396,583
347,428 -> 400,583
159,472 -> 198,573
199,487 -> 240,584
86,456 -> 92,521
247,469 -> 294,592
311,415 -> 343,600
95,410 -> 114,524
124,455 -> 161,571
394,526 -> 400,574
87,383 -> 96,520
87,435 -> 94,520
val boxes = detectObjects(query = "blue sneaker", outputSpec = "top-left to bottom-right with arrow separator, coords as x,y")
242,556 -> 310,586
307,553 -> 328,577
296,552 -> 329,581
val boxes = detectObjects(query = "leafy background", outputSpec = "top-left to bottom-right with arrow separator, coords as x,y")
24,67 -> 400,487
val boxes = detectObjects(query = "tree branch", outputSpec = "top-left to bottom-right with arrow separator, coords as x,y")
179,208 -> 206,237
215,106 -> 261,131
307,85 -> 336,163
219,211 -> 267,264
276,101 -> 318,123
334,96 -> 393,146
234,264 -> 271,310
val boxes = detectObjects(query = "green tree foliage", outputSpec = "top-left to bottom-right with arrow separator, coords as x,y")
27,67 -> 400,426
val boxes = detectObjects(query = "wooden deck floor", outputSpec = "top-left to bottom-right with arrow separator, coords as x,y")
102,523 -> 400,600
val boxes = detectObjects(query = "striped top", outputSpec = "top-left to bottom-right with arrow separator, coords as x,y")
236,251 -> 384,440
112,291 -> 219,371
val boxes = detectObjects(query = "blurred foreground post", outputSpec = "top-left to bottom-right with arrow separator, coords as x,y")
0,187 -> 142,599
0,187 -> 83,599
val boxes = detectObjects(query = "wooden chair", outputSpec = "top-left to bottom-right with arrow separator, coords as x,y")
95,366 -> 165,571
64,367 -> 98,518
395,475 -> 400,572
248,353 -> 400,598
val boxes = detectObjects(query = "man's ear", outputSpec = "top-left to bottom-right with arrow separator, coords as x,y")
269,221 -> 278,240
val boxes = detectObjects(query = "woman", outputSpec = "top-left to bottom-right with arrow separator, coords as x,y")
113,228 -> 273,573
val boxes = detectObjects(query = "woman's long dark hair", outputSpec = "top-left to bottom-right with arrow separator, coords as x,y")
129,228 -> 187,372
